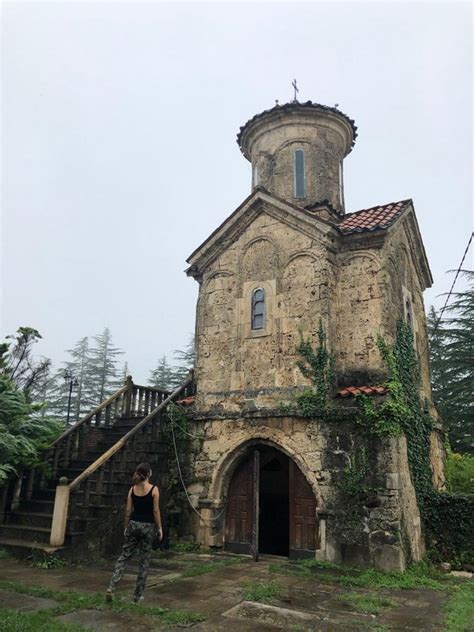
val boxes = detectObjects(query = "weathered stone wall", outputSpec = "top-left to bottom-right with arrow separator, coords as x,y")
334,244 -> 389,385
190,412 -> 423,571
239,107 -> 354,212
194,209 -> 338,412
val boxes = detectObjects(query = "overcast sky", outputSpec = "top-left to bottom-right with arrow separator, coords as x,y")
2,1 -> 472,384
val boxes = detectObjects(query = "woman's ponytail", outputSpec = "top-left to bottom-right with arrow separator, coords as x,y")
132,462 -> 152,485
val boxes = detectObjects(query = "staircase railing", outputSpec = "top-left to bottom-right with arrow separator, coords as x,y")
49,373 -> 195,546
0,377 -> 171,523
48,376 -> 170,480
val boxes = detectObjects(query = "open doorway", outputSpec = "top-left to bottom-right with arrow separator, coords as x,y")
224,442 -> 317,559
258,446 -> 289,556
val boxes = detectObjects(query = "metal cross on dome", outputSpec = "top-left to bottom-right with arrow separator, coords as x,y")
292,78 -> 299,102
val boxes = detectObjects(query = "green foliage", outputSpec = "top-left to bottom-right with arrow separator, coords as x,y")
149,355 -> 176,391
181,557 -> 241,577
0,608 -> 86,632
161,404 -> 202,538
443,581 -> 474,632
428,271 -> 474,453
0,580 -> 205,625
422,492 -> 474,566
295,320 -> 334,416
0,338 -> 62,484
29,552 -> 67,569
339,563 -> 445,590
242,580 -> 282,603
445,452 -> 474,494
149,336 -> 195,392
336,592 -> 397,615
339,448 -> 376,500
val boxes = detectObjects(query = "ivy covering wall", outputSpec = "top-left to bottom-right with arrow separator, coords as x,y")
296,320 -> 474,565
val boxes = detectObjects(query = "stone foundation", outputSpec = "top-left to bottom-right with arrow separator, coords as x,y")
189,410 -> 424,571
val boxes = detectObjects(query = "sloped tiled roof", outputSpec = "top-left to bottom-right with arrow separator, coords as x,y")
338,200 -> 411,235
336,386 -> 388,397
336,385 -> 389,398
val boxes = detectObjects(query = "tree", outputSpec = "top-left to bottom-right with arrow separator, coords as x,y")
148,355 -> 175,391
428,271 -> 474,453
172,335 -> 195,385
4,327 -> 50,396
0,333 -> 61,484
88,328 -> 124,403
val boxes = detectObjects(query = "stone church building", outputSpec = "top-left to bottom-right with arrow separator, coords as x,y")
184,100 -> 445,570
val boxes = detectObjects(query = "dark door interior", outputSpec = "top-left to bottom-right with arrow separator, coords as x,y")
259,447 -> 289,556
225,445 -> 317,559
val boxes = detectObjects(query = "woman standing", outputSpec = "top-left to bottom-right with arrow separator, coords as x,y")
106,462 -> 163,603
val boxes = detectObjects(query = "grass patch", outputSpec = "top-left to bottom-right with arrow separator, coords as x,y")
0,608 -> 87,631
28,551 -> 67,570
168,541 -> 201,553
0,549 -> 11,560
339,563 -> 445,590
443,582 -> 474,632
242,580 -> 283,603
181,556 -> 242,578
269,561 -> 341,582
270,559 -> 449,591
0,580 -> 205,626
337,592 -> 397,615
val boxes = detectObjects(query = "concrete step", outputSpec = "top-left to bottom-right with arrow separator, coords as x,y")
24,499 -> 55,512
0,537 -> 63,557
9,511 -> 53,529
0,524 -> 85,545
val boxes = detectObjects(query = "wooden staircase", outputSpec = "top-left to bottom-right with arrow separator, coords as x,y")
0,375 -> 194,556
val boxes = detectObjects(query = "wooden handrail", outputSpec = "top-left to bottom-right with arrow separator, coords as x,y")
50,383 -> 129,447
69,375 -> 193,491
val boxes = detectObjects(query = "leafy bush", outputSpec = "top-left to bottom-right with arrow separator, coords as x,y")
0,335 -> 62,485
445,452 -> 474,495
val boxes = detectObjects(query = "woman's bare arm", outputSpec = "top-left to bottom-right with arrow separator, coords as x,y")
152,487 -> 163,540
124,488 -> 133,529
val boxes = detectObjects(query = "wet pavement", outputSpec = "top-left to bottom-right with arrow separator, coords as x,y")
0,552 -> 453,630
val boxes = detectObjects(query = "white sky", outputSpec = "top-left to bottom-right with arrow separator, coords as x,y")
2,1 -> 473,383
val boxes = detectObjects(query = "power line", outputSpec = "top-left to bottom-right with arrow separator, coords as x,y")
424,231 -> 473,357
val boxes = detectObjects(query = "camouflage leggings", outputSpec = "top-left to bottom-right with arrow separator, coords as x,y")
108,520 -> 155,599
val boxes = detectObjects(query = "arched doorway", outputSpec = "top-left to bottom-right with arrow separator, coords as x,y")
224,445 -> 318,559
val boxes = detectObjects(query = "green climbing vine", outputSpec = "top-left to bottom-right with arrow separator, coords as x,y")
160,404 -> 202,541
295,320 -> 335,418
295,319 -> 474,564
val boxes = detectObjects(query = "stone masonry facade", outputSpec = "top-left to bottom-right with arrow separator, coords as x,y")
185,101 -> 444,570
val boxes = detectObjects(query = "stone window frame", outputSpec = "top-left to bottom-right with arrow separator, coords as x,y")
402,285 -> 418,350
293,149 -> 306,198
251,287 -> 266,330
241,279 -> 275,339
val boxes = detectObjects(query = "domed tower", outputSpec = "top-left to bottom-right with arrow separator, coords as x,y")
237,101 -> 357,214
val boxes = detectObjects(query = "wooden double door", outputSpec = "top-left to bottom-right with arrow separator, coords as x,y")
224,446 -> 318,559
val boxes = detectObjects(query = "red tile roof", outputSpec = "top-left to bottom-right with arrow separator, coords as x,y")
338,200 -> 411,235
336,385 -> 389,398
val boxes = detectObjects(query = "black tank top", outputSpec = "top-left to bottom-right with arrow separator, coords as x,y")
130,486 -> 155,523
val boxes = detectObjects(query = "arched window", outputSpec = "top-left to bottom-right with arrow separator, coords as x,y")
405,298 -> 412,329
252,164 -> 259,188
294,150 -> 306,198
251,288 -> 265,330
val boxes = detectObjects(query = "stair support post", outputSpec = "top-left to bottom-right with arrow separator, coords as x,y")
11,476 -> 23,511
50,477 -> 70,547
